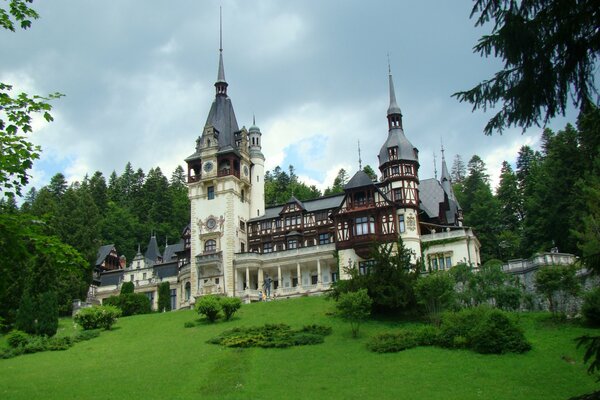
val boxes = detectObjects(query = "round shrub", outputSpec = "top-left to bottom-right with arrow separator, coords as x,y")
117,293 -> 152,316
120,281 -> 134,294
582,288 -> 600,327
196,295 -> 222,322
6,330 -> 29,348
47,336 -> 74,351
469,310 -> 531,354
74,305 -> 121,330
221,297 -> 242,321
438,307 -> 489,349
415,325 -> 440,346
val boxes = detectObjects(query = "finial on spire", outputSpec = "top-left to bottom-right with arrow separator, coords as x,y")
386,57 -> 402,120
358,140 -> 363,170
387,52 -> 391,75
433,152 -> 438,180
253,114 -> 256,125
440,137 -> 445,160
219,6 -> 223,53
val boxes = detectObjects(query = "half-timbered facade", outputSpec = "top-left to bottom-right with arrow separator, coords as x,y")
91,39 -> 481,308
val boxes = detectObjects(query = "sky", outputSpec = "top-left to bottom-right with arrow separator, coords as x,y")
1,0 -> 578,197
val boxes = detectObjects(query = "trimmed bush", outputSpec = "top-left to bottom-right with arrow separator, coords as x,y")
23,336 -> 48,354
582,288 -> 600,327
157,282 -> 171,312
415,325 -> 440,346
196,295 -> 222,322
105,293 -> 151,317
469,310 -> 532,354
438,307 -> 489,349
120,281 -> 134,294
208,324 -> 332,348
221,297 -> 242,321
74,305 -> 121,330
6,330 -> 29,348
367,330 -> 419,353
47,336 -> 73,351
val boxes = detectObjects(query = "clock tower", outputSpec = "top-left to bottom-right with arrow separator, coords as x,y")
185,40 -> 264,299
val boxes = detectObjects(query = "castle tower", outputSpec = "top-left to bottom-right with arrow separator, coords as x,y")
185,23 -> 263,299
248,117 -> 265,218
377,69 -> 421,262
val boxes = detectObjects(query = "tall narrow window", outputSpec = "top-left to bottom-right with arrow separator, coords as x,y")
185,282 -> 191,301
207,186 -> 215,200
399,215 -> 405,233
241,190 -> 245,202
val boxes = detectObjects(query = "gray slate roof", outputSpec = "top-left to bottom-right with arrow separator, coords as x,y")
345,170 -> 375,189
378,128 -> 418,165
145,235 -> 162,261
419,178 -> 461,225
250,194 -> 345,222
95,244 -> 115,267
100,270 -> 123,287
163,241 -> 184,263
155,263 -> 178,279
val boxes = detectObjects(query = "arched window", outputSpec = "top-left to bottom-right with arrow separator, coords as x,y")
205,239 -> 216,253
185,282 -> 191,301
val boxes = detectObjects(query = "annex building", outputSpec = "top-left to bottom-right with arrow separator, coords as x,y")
90,45 -> 481,310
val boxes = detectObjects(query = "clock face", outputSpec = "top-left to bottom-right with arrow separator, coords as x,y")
206,218 -> 217,230
203,161 -> 213,172
243,165 -> 249,176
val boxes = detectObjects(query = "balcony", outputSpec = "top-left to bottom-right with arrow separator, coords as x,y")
196,251 -> 223,265
234,243 -> 336,266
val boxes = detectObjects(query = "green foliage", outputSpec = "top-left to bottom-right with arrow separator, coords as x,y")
438,307 -> 531,354
495,285 -> 522,312
454,0 -> 600,135
535,265 -> 581,314
120,281 -> 134,295
105,293 -> 151,317
323,168 -> 349,196
264,165 -> 322,206
208,323 -> 332,348
414,271 -> 456,325
74,305 -> 121,330
15,290 -> 36,334
73,329 -> 101,342
6,330 -> 29,348
220,297 -> 242,321
336,289 -> 372,338
469,310 -> 531,354
36,291 -> 58,337
195,295 -> 222,322
157,282 -> 171,312
577,335 -> 600,381
183,321 -> 195,328
582,288 -> 600,328
367,330 -> 419,353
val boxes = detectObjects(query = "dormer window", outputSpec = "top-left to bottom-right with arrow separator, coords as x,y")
388,146 -> 398,160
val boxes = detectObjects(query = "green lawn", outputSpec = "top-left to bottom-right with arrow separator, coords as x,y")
0,296 -> 597,400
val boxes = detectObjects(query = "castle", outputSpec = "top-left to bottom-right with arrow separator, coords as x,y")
91,43 -> 481,310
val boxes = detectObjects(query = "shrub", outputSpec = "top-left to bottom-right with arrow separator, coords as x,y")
196,295 -> 222,322
184,321 -> 195,328
108,293 -> 152,317
22,336 -> 48,354
208,324 -> 332,349
221,297 -> 242,321
367,330 -> 419,353
120,281 -> 134,294
336,289 -> 372,338
6,330 -> 29,348
47,336 -> 73,351
414,272 -> 455,325
37,291 -> 59,337
15,291 -> 36,334
157,282 -> 171,312
74,305 -> 121,330
495,285 -> 522,311
582,288 -> 600,327
469,310 -> 531,354
415,325 -> 440,346
438,307 -> 488,349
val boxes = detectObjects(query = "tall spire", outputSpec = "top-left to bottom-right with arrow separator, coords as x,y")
386,59 -> 403,130
215,7 -> 228,95
440,141 -> 455,201
358,140 -> 363,170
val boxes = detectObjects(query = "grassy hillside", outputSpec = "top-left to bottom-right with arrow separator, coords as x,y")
0,296 -> 597,400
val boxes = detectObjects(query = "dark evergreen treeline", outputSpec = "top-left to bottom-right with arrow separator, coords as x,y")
15,162 -> 190,265
453,104 -> 600,264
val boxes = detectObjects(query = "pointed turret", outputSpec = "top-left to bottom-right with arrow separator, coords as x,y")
440,145 -> 456,202
387,73 -> 403,125
145,234 -> 162,263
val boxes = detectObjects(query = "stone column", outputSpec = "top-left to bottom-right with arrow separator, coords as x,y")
296,262 -> 301,291
245,267 -> 250,290
258,267 -> 264,295
317,259 -> 322,289
278,265 -> 282,294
